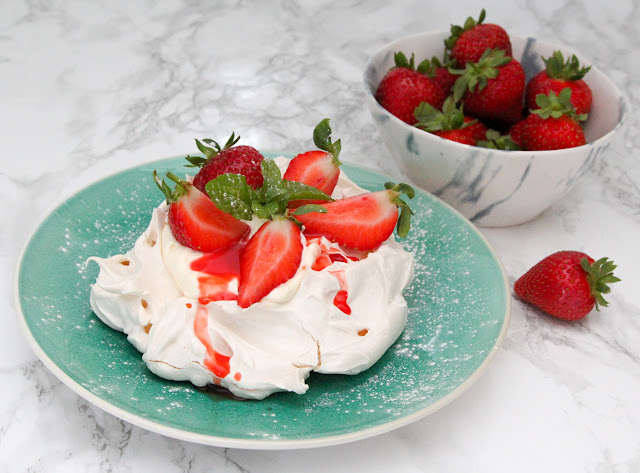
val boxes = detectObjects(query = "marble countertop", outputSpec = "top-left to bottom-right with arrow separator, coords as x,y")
3,1 -> 639,471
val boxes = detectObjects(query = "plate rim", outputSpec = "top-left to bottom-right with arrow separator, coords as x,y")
13,152 -> 511,450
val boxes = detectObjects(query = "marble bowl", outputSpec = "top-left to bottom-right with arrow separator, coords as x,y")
364,31 -> 627,227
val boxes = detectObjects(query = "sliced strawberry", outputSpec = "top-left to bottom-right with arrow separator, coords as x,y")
154,171 -> 250,253
285,150 -> 341,194
295,183 -> 414,251
237,218 -> 303,308
284,118 -> 342,199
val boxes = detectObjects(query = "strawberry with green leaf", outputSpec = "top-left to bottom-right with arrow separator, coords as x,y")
511,88 -> 587,151
526,50 -> 592,115
375,51 -> 447,125
186,133 -> 265,193
294,182 -> 414,251
445,9 -> 512,66
414,96 -> 488,146
515,251 -> 620,321
451,48 -> 525,124
284,118 -> 342,198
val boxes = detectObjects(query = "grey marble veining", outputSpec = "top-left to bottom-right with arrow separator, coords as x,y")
2,0 -> 640,472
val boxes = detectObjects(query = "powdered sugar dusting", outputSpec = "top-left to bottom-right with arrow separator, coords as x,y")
17,157 -> 508,442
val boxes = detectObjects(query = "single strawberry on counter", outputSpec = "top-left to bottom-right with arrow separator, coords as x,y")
284,118 -> 342,196
294,182 -> 414,251
153,171 -> 250,252
451,48 -> 526,124
237,218 -> 303,308
375,51 -> 447,125
511,88 -> 587,151
185,134 -> 265,193
445,9 -> 512,66
526,50 -> 592,115
514,251 -> 620,321
414,96 -> 488,146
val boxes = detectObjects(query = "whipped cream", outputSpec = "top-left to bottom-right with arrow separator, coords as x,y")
88,157 -> 415,399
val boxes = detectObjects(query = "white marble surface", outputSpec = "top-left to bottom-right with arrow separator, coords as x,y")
2,0 -> 639,471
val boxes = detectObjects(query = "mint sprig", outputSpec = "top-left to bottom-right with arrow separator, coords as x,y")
205,159 -> 332,221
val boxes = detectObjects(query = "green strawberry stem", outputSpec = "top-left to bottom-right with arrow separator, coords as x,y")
393,51 -> 416,70
414,96 -> 474,132
185,133 -> 241,168
532,88 -> 588,121
581,257 -> 621,310
477,129 -> 521,150
445,8 -> 487,50
451,48 -> 512,102
313,118 -> 342,165
384,182 -> 415,238
544,50 -> 591,80
153,170 -> 189,204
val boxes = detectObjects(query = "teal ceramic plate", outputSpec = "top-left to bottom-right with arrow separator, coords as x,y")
15,153 -> 510,449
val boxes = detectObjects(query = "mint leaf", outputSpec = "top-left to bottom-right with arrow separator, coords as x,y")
281,180 -> 333,202
260,159 -> 283,187
205,173 -> 256,220
292,204 -> 328,216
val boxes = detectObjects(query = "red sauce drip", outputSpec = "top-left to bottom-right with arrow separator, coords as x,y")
309,237 -> 358,272
312,254 -> 332,271
193,305 -> 231,379
191,243 -> 243,275
329,270 -> 351,315
333,290 -> 351,314
234,372 -> 242,382
191,243 -> 244,304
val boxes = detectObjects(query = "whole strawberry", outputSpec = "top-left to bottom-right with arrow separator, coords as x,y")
421,55 -> 459,93
414,97 -> 488,146
451,49 -> 525,124
526,50 -> 592,115
445,9 -> 512,66
186,134 -> 265,193
513,88 -> 587,150
375,52 -> 447,125
514,251 -> 620,321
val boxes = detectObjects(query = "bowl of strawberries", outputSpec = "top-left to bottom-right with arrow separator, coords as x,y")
364,10 -> 627,227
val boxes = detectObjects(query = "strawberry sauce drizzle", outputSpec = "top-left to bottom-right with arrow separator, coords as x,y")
193,305 -> 231,379
190,242 -> 245,304
329,270 -> 351,315
307,237 -> 355,315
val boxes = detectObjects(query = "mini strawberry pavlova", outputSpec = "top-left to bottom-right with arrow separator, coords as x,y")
88,120 -> 415,400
